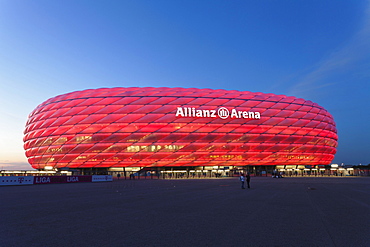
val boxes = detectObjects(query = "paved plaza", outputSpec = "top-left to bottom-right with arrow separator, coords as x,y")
1,177 -> 369,247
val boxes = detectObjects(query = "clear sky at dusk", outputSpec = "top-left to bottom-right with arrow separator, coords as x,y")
0,0 -> 369,170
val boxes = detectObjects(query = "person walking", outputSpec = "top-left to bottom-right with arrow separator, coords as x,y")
240,174 -> 245,189
246,172 -> 251,189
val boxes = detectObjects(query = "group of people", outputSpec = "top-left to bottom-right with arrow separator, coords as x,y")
272,170 -> 284,178
239,172 -> 251,189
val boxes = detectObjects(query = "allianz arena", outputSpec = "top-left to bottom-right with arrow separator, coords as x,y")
24,87 -> 337,176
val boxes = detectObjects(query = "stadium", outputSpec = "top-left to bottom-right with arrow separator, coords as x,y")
23,87 -> 338,177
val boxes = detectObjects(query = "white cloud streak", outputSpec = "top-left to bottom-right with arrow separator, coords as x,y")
289,1 -> 370,97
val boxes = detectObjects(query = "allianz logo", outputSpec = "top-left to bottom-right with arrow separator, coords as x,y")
175,107 -> 261,119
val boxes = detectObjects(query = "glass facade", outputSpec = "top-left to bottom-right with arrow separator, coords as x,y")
23,87 -> 338,169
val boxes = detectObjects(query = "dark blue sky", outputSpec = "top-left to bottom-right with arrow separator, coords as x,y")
0,0 -> 369,169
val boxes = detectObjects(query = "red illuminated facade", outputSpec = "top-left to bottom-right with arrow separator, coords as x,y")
24,87 -> 337,170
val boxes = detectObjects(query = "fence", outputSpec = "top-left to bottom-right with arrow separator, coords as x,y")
0,175 -> 113,186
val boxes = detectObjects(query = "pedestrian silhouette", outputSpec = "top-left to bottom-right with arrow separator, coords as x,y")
246,172 -> 251,188
239,174 -> 245,189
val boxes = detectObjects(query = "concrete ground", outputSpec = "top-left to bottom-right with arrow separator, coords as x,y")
1,177 -> 369,247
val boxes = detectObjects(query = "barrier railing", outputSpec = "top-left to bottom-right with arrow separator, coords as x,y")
0,175 -> 112,186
